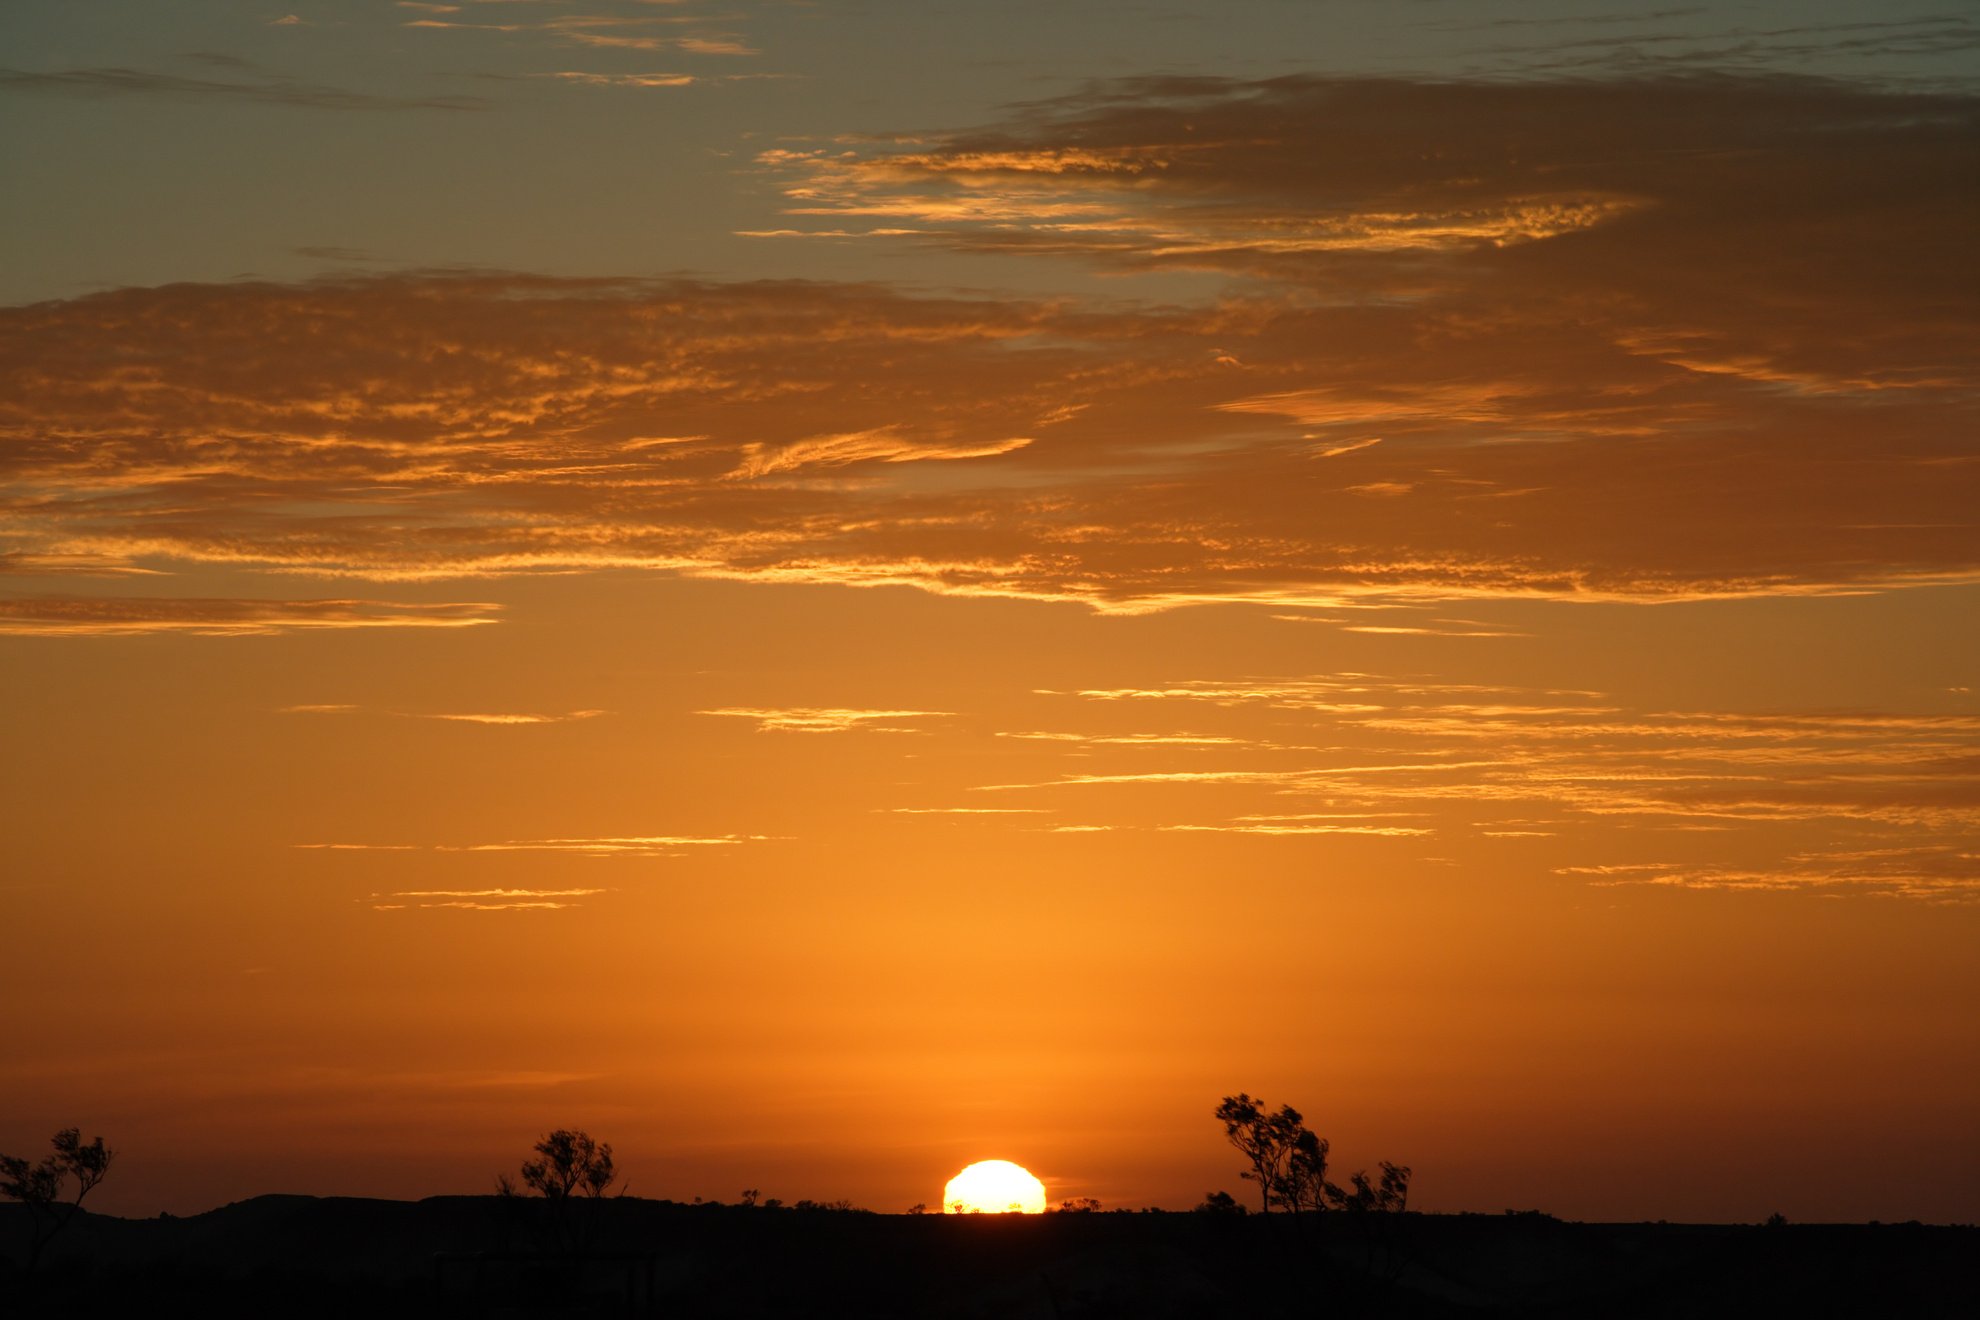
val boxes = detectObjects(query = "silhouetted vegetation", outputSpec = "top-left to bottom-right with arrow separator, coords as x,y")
1052,1197 -> 1103,1214
0,1127 -> 114,1272
7,1115 -> 1976,1317
495,1128 -> 619,1252
1215,1094 -> 1410,1216
791,1198 -> 865,1213
1195,1190 -> 1247,1215
13,1194 -> 1977,1319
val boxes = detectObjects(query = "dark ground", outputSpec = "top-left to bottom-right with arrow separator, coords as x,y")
4,1197 -> 1975,1318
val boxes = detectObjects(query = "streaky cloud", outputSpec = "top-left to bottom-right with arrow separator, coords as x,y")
0,65 -> 486,111
699,706 -> 951,733
0,596 -> 500,637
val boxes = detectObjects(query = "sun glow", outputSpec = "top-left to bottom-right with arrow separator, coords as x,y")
943,1159 -> 1047,1214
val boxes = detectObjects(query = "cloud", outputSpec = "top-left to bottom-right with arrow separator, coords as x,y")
403,10 -> 757,56
1159,822 -> 1434,836
3,264 -> 1969,604
0,551 -> 162,577
422,710 -> 606,725
4,73 -> 1975,611
0,65 -> 485,111
0,597 -> 500,637
996,731 -> 1259,747
539,71 -> 700,88
698,706 -> 950,733
1557,845 -> 1980,903
984,673 -> 1977,899
1468,13 -> 1980,78
368,887 -> 609,911
279,704 -> 603,723
879,807 -> 1053,815
302,834 -> 763,857
735,427 -> 1032,478
1339,621 -> 1531,638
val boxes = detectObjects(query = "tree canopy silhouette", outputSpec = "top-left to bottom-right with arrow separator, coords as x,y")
500,1128 -> 618,1202
495,1128 -> 619,1253
1214,1094 -> 1410,1215
1215,1093 -> 1309,1213
1,1127 -> 114,1271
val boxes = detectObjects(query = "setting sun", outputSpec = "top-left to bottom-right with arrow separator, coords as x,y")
944,1160 -> 1047,1215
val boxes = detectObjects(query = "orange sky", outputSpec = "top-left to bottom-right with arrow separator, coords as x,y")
2,2 -> 1976,1223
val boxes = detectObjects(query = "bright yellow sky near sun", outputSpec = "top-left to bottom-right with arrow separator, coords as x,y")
1,1 -> 1976,1225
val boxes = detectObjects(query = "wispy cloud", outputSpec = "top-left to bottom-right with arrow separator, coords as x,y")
302,834 -> 762,857
0,65 -> 485,111
0,597 -> 500,637
423,710 -> 606,725
1159,821 -> 1434,836
279,704 -> 605,724
404,9 -> 757,57
539,71 -> 699,88
1558,845 -> 1980,904
996,731 -> 1259,747
368,887 -> 610,911
879,807 -> 1053,815
5,75 -> 1975,611
991,673 -> 1979,899
698,706 -> 950,733
736,427 -> 1032,478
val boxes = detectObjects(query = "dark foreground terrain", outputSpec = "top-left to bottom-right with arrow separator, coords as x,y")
5,1197 -> 1975,1318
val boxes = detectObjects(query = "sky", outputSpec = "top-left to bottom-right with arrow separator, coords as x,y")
1,1 -> 1976,1224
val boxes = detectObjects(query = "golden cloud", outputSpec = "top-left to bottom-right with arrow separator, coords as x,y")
2,75 -> 1974,613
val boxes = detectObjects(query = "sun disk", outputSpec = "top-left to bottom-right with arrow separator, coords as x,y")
943,1159 -> 1047,1214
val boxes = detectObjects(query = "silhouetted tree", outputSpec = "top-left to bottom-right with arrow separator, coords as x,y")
1216,1095 -> 1413,1222
1053,1197 -> 1102,1213
1195,1190 -> 1247,1215
496,1128 -> 618,1252
1215,1094 -> 1310,1214
1326,1161 -> 1410,1214
1,1127 -> 114,1272
1280,1128 -> 1332,1214
520,1129 -> 617,1200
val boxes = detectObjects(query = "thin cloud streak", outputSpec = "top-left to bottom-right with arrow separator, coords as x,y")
698,707 -> 951,733
0,597 -> 501,636
279,705 -> 606,724
301,835 -> 764,857
368,887 -> 611,911
0,65 -> 486,111
969,674 -> 1980,899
